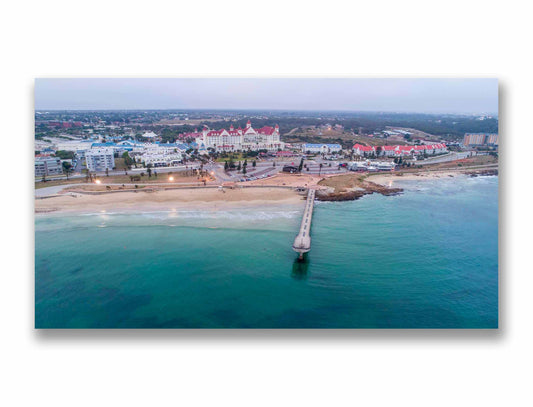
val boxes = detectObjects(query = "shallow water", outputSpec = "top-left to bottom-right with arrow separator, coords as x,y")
35,176 -> 498,328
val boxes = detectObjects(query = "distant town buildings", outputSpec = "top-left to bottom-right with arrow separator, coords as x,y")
35,157 -> 62,177
141,131 -> 160,139
54,139 -> 94,151
463,133 -> 499,147
85,148 -> 115,172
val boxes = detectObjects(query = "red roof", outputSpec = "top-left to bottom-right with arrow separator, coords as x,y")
257,126 -> 275,135
353,144 -> 375,152
182,121 -> 279,139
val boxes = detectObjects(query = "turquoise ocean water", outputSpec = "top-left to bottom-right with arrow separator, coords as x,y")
35,176 -> 498,328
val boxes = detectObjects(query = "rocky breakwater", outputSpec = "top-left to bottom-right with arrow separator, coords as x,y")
316,174 -> 403,202
465,168 -> 499,177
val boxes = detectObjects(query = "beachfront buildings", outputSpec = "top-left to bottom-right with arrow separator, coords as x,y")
35,156 -> 63,177
40,136 -> 191,171
302,144 -> 343,154
130,142 -> 185,167
463,133 -> 499,147
85,148 -> 115,172
189,121 -> 284,152
138,147 -> 183,167
353,143 -> 448,157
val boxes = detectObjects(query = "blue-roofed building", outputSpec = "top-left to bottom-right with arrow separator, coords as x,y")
302,143 -> 342,154
116,140 -> 145,152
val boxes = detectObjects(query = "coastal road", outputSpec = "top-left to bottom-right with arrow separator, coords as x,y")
35,180 -> 219,198
205,161 -> 284,183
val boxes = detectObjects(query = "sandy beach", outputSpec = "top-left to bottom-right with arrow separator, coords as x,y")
35,186 -> 304,214
35,168 -> 497,214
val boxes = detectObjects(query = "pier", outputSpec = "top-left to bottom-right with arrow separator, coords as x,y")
292,189 -> 315,260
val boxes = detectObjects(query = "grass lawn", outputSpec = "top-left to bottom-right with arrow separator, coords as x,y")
35,178 -> 85,189
215,153 -> 259,163
114,157 -> 128,170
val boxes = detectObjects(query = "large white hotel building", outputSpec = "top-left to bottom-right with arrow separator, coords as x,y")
190,120 -> 284,152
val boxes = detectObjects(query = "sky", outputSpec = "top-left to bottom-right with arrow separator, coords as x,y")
34,78 -> 498,114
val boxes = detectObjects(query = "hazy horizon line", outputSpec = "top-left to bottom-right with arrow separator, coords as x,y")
35,108 -> 499,116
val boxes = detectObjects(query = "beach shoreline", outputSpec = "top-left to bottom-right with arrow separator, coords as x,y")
35,168 -> 498,214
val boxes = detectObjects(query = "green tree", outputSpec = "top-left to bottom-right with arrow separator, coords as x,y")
298,157 -> 304,172
252,160 -> 257,168
147,163 -> 153,178
62,161 -> 73,179
55,150 -> 75,160
237,161 -> 241,171
319,163 -> 323,176
122,151 -> 134,168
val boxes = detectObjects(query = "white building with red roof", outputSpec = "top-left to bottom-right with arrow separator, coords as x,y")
353,144 -> 375,156
192,120 -> 284,152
